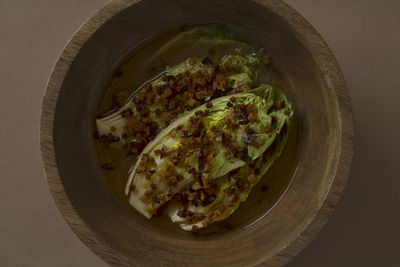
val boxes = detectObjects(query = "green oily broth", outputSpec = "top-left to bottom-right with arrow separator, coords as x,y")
93,26 -> 300,238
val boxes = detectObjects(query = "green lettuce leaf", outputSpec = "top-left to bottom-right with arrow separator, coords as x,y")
167,85 -> 292,230
125,85 -> 292,222
96,54 -> 265,141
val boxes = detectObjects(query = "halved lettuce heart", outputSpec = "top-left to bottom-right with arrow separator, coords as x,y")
166,85 -> 292,230
96,54 -> 264,142
124,84 -> 292,221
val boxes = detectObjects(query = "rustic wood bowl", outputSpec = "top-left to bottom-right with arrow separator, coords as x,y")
40,0 -> 353,266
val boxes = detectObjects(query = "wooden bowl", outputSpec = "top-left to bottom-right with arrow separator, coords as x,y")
40,0 -> 353,265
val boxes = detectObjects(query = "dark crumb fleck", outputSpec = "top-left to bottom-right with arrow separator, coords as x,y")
177,208 -> 186,218
121,133 -> 128,139
240,148 -> 252,162
191,225 -> 199,235
180,129 -> 193,138
202,193 -> 216,206
198,155 -> 204,171
129,185 -> 135,191
149,169 -> 155,174
246,127 -> 255,134
148,122 -> 159,136
206,101 -> 213,108
114,69 -> 123,77
275,101 -> 284,109
93,131 -> 99,139
202,57 -> 212,65
219,222 -> 233,230
229,96 -> 236,102
215,129 -> 224,135
236,179 -> 245,188
195,110 -> 203,116
271,116 -> 277,123
112,135 -> 120,142
121,108 -> 133,117
130,141 -> 138,149
227,101 -> 233,108
265,125 -> 273,133
101,163 -> 114,171
261,185 -> 269,192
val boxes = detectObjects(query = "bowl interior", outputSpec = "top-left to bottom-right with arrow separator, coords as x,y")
53,0 -> 341,265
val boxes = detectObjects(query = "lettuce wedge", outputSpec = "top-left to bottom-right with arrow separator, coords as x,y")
125,84 -> 292,222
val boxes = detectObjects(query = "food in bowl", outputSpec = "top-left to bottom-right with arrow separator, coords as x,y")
94,24 -> 296,233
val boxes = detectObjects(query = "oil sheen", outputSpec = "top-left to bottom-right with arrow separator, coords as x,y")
93,27 -> 300,238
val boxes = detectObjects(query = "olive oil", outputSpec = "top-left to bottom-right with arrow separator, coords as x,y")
94,27 -> 300,238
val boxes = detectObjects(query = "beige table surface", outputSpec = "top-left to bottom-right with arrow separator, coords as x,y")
1,0 -> 399,266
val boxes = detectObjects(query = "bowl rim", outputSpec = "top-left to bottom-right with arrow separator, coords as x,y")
40,0 -> 354,265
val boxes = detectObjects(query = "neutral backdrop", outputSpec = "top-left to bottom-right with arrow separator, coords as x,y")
1,0 -> 399,266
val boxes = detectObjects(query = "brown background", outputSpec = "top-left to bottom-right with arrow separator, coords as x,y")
1,0 -> 399,266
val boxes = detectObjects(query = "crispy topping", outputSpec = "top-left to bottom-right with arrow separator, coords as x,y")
197,151 -> 204,171
150,183 -> 157,190
236,179 -> 245,188
265,125 -> 273,133
201,176 -> 209,189
202,193 -> 216,206
248,112 -> 258,122
195,90 -> 207,100
195,110 -> 203,116
275,100 -> 284,109
247,174 -> 256,183
240,148 -> 252,162
121,108 -> 133,117
202,57 -> 212,65
100,133 -> 120,147
191,225 -> 199,234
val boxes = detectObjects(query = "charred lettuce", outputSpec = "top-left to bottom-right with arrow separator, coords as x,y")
125,84 -> 292,227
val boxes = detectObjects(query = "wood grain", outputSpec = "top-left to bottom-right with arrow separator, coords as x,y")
40,0 -> 353,266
